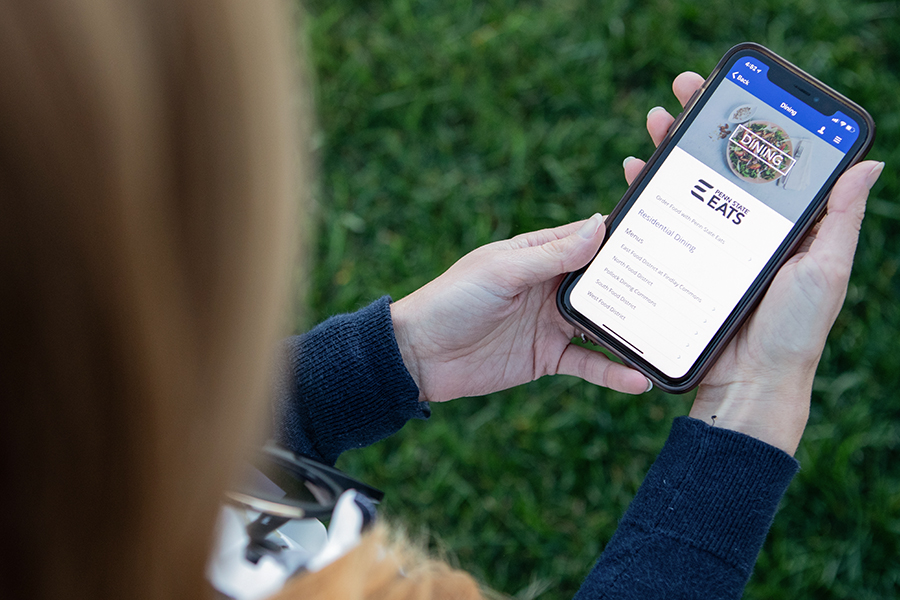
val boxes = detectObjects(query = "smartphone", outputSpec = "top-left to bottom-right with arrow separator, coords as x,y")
556,42 -> 875,393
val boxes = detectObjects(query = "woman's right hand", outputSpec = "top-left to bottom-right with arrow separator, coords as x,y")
625,72 -> 884,455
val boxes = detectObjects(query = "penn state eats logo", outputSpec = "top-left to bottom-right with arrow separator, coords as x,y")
688,177 -> 748,225
690,179 -> 714,202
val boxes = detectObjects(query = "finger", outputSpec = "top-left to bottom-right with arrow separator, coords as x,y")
807,160 -> 883,280
623,156 -> 646,185
647,107 -> 675,147
645,72 -> 704,147
673,71 -> 705,107
556,344 -> 651,394
507,218 -> 591,249
507,214 -> 606,285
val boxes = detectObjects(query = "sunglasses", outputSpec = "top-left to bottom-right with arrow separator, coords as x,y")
225,443 -> 384,563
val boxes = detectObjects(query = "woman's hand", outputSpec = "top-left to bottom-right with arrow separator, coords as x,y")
626,72 -> 884,455
390,218 -> 652,402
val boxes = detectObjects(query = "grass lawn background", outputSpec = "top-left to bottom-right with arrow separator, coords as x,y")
295,1 -> 900,597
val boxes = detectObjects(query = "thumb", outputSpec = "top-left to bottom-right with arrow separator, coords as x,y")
510,213 -> 605,286
810,160 -> 883,276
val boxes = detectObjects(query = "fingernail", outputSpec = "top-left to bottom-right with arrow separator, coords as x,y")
577,213 -> 602,239
647,106 -> 666,119
866,161 -> 885,190
623,156 -> 637,169
644,378 -> 654,393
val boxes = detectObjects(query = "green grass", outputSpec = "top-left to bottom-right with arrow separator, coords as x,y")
295,1 -> 900,597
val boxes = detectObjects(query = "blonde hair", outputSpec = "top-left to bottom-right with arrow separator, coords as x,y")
274,525 -> 484,600
0,1 -> 485,599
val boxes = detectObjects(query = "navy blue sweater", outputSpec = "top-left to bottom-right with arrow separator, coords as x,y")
275,297 -> 799,599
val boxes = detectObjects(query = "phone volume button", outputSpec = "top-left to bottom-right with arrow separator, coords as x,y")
670,89 -> 701,132
686,89 -> 700,108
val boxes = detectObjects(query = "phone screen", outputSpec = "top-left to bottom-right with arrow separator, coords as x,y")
568,51 -> 864,380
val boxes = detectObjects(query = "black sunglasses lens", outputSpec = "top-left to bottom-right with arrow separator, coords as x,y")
227,445 -> 381,522
240,458 -> 336,506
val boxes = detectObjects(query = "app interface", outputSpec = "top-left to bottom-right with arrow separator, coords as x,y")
570,55 -> 859,378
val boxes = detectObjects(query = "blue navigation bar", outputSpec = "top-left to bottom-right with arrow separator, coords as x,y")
725,56 -> 858,152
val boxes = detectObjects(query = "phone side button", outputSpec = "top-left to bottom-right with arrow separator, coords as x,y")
685,89 -> 700,109
669,90 -> 701,133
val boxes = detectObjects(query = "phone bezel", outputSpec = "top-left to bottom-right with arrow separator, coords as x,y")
556,42 -> 876,393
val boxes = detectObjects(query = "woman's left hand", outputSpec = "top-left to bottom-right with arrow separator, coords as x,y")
390,217 -> 652,402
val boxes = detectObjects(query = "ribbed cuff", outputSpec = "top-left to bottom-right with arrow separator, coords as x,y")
621,416 -> 799,573
276,297 -> 428,465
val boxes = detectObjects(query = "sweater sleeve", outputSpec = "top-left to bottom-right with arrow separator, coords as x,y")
273,296 -> 429,465
574,416 -> 799,600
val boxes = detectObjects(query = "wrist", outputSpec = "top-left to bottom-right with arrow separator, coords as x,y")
691,372 -> 814,456
390,297 -> 426,401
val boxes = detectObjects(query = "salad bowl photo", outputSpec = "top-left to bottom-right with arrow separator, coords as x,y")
726,120 -> 794,183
